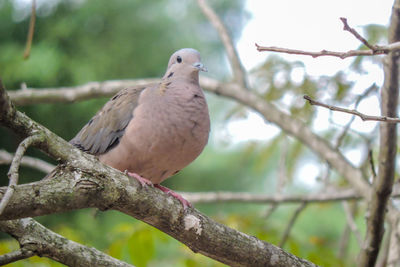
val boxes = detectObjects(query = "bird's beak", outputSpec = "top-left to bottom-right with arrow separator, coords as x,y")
193,62 -> 208,72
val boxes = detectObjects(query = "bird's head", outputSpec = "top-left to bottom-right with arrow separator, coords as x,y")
164,48 -> 207,80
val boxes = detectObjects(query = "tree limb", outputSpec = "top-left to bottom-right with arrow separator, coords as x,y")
7,78 -> 159,105
196,0 -> 248,88
0,218 -> 134,267
0,248 -> 35,265
0,81 -> 316,267
358,1 -> 400,265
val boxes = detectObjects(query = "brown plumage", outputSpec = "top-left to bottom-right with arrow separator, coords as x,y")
70,48 -> 210,208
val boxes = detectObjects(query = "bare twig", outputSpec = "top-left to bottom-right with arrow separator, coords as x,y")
279,202 -> 307,247
304,95 -> 400,123
368,149 -> 377,180
23,0 -> 36,59
255,43 -> 389,59
376,223 -> 392,267
0,135 -> 42,215
0,248 -> 35,265
339,17 -> 379,51
334,84 -> 379,147
0,149 -> 54,173
342,201 -> 363,246
264,140 -> 288,218
197,0 -> 247,88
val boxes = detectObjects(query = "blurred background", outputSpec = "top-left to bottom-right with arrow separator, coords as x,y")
0,0 -> 393,266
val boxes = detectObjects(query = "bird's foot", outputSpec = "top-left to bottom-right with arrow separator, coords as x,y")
154,184 -> 192,209
126,172 -> 154,187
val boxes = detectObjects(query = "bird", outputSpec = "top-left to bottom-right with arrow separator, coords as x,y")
70,48 -> 210,209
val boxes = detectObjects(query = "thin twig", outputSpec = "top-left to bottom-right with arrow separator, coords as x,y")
342,201 -> 363,247
0,248 -> 35,265
376,223 -> 392,267
368,149 -> 377,180
23,0 -> 36,59
0,135 -> 42,215
304,95 -> 400,123
0,149 -> 54,173
279,202 -> 307,247
339,17 -> 380,51
197,0 -> 247,88
255,43 -> 388,59
265,140 -> 289,218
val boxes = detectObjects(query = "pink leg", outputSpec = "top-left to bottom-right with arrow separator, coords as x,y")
126,172 -> 153,187
155,184 -> 192,209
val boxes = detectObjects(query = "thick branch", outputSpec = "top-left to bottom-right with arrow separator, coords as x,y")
304,95 -> 400,123
0,81 -> 315,267
197,0 -> 247,88
0,218 -> 133,267
358,1 -> 400,265
0,248 -> 34,265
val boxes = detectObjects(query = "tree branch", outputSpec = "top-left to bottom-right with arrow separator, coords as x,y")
0,81 -> 316,267
358,1 -> 400,265
196,0 -> 248,88
7,78 -> 159,105
0,135 -> 43,215
0,149 -> 55,174
255,43 -> 389,59
0,218 -> 134,267
182,187 -> 400,204
23,0 -> 36,59
304,95 -> 400,123
279,202 -> 307,247
339,17 -> 378,51
0,248 -> 35,265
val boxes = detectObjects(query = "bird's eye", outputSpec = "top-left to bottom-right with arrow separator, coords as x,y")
177,56 -> 182,63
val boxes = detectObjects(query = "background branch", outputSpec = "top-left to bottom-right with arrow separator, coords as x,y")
279,202 -> 307,248
0,135 -> 42,215
358,0 -> 400,265
304,95 -> 400,123
197,0 -> 247,88
0,218 -> 134,267
0,149 -> 55,174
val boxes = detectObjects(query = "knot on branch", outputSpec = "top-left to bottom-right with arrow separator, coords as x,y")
74,178 -> 101,191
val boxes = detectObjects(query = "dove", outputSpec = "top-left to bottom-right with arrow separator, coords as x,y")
70,48 -> 210,209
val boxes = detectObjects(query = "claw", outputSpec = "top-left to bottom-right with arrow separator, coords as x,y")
154,184 -> 192,209
126,172 -> 153,187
